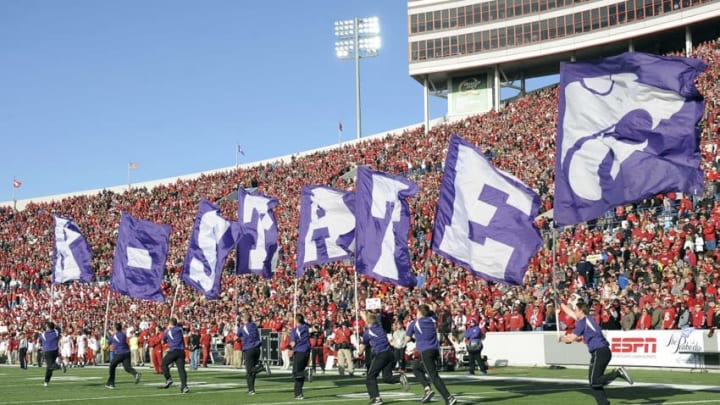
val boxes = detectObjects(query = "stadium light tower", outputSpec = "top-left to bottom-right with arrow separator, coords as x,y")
334,17 -> 381,140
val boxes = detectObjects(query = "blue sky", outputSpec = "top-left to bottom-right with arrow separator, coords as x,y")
1,0 -> 452,201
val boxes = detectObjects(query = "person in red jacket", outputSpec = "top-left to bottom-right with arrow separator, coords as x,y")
508,307 -> 525,331
691,304 -> 706,328
635,308 -> 653,330
200,328 -> 211,367
309,325 -> 326,375
148,325 -> 164,374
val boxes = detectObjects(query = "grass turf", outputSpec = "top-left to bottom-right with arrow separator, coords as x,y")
0,364 -> 718,404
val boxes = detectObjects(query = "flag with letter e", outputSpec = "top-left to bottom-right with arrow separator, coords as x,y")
554,51 -> 706,226
52,216 -> 94,284
432,135 -> 542,285
297,185 -> 355,277
182,199 -> 239,299
236,188 -> 278,279
355,166 -> 417,288
111,212 -> 171,302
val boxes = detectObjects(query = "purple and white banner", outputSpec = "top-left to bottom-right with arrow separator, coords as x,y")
52,216 -> 94,284
432,135 -> 542,285
555,51 -> 706,225
355,166 -> 417,287
111,212 -> 171,302
296,186 -> 355,277
236,188 -> 278,279
182,199 -> 239,299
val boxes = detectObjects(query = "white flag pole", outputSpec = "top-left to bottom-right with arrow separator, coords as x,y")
49,284 -> 55,320
551,224 -> 561,337
293,278 -> 298,328
102,287 -> 112,338
169,275 -> 182,320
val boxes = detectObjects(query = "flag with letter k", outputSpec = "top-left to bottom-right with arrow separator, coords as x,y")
432,135 -> 542,285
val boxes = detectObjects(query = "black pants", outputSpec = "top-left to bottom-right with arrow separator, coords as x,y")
244,346 -> 262,392
162,349 -> 188,389
311,347 -> 325,371
393,347 -> 406,370
589,346 -> 619,405
412,349 -> 451,401
19,348 -> 28,369
364,345 -> 373,371
107,351 -> 137,385
292,351 -> 310,397
467,349 -> 486,374
366,350 -> 400,399
43,349 -> 59,383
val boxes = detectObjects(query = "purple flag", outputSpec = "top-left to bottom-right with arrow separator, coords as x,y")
355,166 -> 417,287
236,188 -> 278,279
297,186 -> 355,277
111,212 -> 171,302
555,51 -> 706,226
432,135 -> 542,285
182,199 -> 239,299
52,216 -> 94,284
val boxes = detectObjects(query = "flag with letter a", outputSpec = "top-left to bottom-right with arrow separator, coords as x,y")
111,212 -> 171,302
554,51 -> 706,226
432,135 -> 542,285
297,185 -> 355,277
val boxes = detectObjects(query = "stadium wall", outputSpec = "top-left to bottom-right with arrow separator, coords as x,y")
482,329 -> 719,369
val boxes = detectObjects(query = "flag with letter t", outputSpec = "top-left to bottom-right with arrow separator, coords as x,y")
182,199 -> 239,299
297,185 -> 355,277
355,166 -> 417,288
236,188 -> 278,279
111,212 -> 171,302
432,135 -> 542,285
52,216 -> 94,284
555,51 -> 706,226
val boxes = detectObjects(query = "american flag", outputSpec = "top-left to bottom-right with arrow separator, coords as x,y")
128,162 -> 139,170
12,179 -> 22,188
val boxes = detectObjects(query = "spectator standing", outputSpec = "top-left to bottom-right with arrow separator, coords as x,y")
19,332 -> 28,369
187,326 -> 200,370
390,321 -> 407,372
333,322 -> 354,376
464,318 -> 487,375
405,304 -> 457,405
309,324 -> 326,376
105,322 -> 141,389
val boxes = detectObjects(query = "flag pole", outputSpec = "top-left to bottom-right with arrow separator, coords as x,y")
103,287 -> 112,337
353,270 -> 359,349
127,163 -> 131,192
293,278 -> 298,328
235,144 -> 238,171
551,223 -> 561,337
49,284 -> 55,321
12,177 -> 17,211
338,122 -> 343,144
169,275 -> 182,320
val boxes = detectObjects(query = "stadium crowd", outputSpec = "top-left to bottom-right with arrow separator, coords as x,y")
0,39 -> 719,367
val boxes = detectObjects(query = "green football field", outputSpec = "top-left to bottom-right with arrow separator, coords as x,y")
1,364 -> 718,404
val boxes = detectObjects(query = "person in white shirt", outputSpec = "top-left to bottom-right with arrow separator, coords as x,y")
76,332 -> 88,367
60,332 -> 73,368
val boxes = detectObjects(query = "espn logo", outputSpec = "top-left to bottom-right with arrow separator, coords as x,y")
611,337 -> 657,353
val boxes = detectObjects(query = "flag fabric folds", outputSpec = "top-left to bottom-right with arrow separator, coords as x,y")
111,212 -> 171,302
555,51 -> 706,226
182,199 -> 239,299
296,185 -> 355,276
355,166 -> 418,288
52,216 -> 94,284
236,188 -> 279,279
237,145 -> 245,156
12,179 -> 22,188
432,135 -> 542,285
128,162 -> 139,170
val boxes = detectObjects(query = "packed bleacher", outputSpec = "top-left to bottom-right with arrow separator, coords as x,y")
1,39 -> 719,364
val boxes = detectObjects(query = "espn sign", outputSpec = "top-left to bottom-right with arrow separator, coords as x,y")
611,337 -> 657,353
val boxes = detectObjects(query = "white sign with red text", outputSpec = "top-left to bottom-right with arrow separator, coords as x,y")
606,329 -> 704,367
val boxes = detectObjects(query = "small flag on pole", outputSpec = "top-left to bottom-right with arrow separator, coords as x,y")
128,162 -> 139,170
12,179 -> 22,188
237,145 -> 245,156
338,121 -> 343,132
